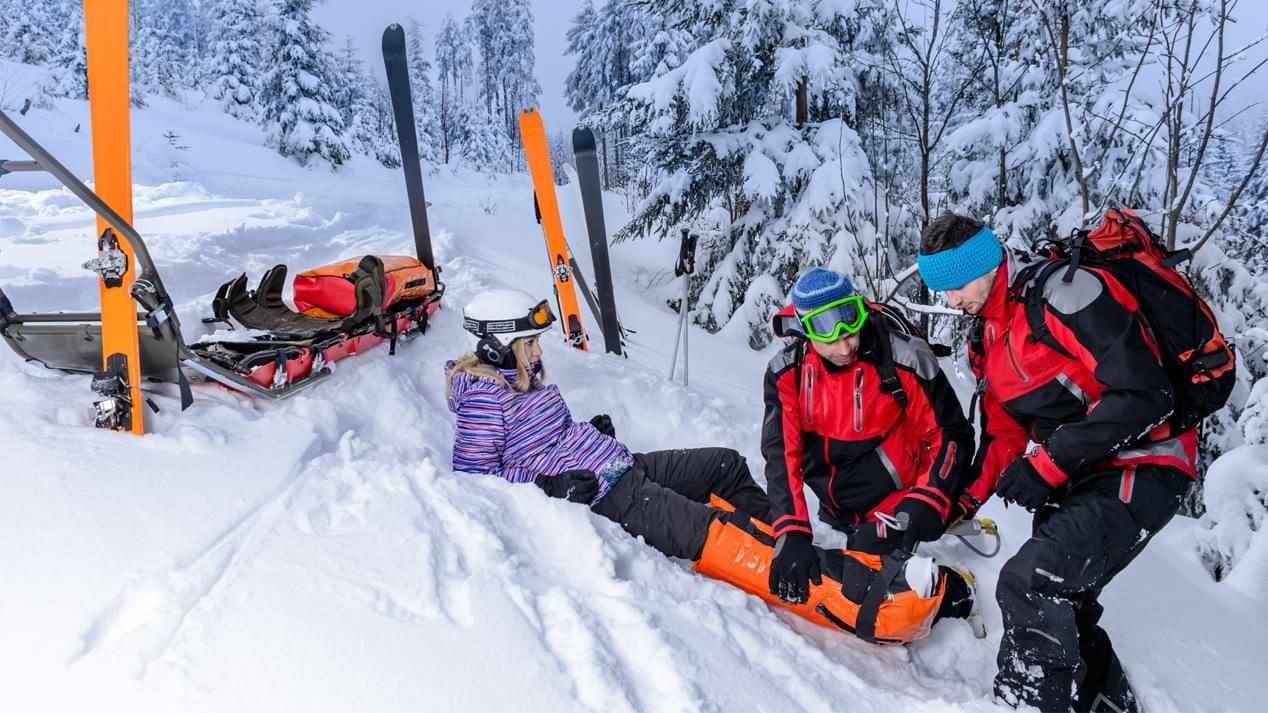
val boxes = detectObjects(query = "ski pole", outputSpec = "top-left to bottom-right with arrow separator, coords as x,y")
668,229 -> 698,384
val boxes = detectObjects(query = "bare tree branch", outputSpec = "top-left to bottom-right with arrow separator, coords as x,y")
1169,0 -> 1227,248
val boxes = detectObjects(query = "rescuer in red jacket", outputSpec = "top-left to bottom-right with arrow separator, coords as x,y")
917,214 -> 1195,713
762,268 -> 975,605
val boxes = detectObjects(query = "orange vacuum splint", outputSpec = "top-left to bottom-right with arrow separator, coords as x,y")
696,500 -> 947,644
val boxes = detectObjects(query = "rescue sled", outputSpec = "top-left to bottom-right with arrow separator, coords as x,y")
0,106 -> 442,412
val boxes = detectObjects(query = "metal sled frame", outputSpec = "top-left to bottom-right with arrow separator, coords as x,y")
0,109 -> 440,402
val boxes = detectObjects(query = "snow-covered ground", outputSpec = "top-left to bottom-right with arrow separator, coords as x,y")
3,90 -> 1267,712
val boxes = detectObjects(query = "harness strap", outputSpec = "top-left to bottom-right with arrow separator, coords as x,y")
855,550 -> 911,643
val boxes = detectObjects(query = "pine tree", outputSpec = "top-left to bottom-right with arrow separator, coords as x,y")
1232,118 -> 1268,275
131,0 -> 196,97
47,1 -> 87,100
469,0 -> 540,166
616,0 -> 881,347
3,0 -> 56,65
207,0 -> 265,120
435,14 -> 473,164
258,0 -> 350,168
461,107 -> 511,174
565,0 -> 656,189
405,19 -> 440,165
331,36 -> 364,130
347,80 -> 402,169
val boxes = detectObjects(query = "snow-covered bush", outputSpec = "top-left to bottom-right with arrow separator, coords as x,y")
1196,445 -> 1268,584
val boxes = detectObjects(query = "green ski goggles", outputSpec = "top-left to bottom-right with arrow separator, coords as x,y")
798,295 -> 869,343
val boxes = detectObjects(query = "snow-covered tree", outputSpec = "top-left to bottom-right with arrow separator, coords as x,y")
435,14 -> 474,164
944,0 -> 1164,242
468,0 -> 541,165
616,1 -> 884,347
3,0 -> 58,65
347,80 -> 402,169
47,1 -> 87,100
564,0 -> 658,189
258,0 -> 350,168
461,106 -> 511,174
405,19 -> 440,165
207,0 -> 265,120
131,0 -> 198,98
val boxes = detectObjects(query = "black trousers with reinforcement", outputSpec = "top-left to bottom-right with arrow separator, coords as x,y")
590,447 -> 771,560
994,464 -> 1190,713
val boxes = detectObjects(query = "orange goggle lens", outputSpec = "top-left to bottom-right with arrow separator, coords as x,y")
528,300 -> 556,328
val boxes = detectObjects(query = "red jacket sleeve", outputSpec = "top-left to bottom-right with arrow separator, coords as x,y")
761,348 -> 813,539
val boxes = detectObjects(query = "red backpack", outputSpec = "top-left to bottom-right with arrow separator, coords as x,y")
1015,208 -> 1236,433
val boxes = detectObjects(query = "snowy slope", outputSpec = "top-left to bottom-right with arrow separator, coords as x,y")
3,95 -> 1268,713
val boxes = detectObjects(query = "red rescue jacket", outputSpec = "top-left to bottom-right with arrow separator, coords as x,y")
959,252 -> 1198,510
762,306 -> 974,540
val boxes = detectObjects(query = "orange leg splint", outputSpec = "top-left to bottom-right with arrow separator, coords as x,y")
694,500 -> 945,644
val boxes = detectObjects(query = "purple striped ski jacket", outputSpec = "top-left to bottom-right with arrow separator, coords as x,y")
446,361 -> 633,502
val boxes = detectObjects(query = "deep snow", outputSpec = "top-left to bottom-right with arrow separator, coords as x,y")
2,85 -> 1268,712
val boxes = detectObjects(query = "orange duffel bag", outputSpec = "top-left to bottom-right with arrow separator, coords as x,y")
294,255 -> 435,318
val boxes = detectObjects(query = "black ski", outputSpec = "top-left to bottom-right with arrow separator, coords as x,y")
382,24 -> 436,277
571,128 -> 623,355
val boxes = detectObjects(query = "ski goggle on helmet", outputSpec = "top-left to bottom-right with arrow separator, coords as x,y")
798,295 -> 869,343
463,296 -> 557,346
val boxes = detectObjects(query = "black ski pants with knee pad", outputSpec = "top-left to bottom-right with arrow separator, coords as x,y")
994,464 -> 1190,713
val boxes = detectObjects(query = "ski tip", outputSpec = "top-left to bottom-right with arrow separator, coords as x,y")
572,127 -> 597,152
382,24 -> 404,49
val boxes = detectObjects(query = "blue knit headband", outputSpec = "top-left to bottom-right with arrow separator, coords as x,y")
917,226 -> 1003,291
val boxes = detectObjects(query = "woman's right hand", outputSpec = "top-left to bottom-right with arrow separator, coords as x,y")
535,470 -> 599,503
589,414 -> 616,438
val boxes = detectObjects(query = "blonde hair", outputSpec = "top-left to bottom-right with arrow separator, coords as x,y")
446,338 -> 545,397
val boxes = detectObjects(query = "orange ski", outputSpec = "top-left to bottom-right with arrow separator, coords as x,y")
519,109 -> 588,351
84,0 -> 145,433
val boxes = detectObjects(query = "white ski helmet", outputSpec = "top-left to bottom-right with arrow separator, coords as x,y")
462,289 -> 556,364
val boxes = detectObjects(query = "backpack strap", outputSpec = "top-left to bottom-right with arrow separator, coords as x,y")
1020,260 -> 1076,360
870,316 -> 909,408
1062,230 -> 1088,283
967,318 -> 987,422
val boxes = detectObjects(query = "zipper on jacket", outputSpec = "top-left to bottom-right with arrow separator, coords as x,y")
1004,332 -> 1031,383
824,439 -> 840,511
853,368 -> 865,432
802,361 -> 816,428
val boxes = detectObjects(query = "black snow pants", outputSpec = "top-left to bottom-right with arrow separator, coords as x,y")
994,464 -> 1190,713
590,447 -> 771,560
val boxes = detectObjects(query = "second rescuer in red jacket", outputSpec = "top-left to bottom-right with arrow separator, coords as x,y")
762,268 -> 974,604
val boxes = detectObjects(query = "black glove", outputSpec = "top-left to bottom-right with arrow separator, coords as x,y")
948,496 -> 976,528
589,414 -> 616,438
535,469 -> 599,504
768,532 -> 822,604
995,458 -> 1054,512
894,497 -> 947,551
